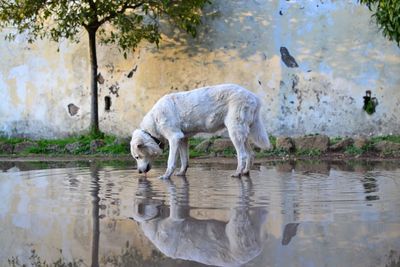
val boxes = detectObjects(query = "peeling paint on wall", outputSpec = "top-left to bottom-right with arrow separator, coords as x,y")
1,0 -> 400,138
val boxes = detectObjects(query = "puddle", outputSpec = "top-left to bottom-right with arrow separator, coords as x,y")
0,160 -> 399,267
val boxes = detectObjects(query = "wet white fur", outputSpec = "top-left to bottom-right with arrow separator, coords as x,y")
130,84 -> 271,178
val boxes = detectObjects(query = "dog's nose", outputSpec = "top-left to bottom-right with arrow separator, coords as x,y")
138,169 -> 143,174
145,164 -> 151,173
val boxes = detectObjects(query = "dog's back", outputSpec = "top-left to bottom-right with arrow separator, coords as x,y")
150,84 -> 262,135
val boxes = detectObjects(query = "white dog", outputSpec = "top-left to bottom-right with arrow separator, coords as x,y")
130,84 -> 271,179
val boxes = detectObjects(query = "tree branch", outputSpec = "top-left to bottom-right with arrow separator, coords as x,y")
88,0 -> 97,17
97,2 -> 143,26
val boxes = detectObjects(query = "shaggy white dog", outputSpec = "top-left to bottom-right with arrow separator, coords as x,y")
130,84 -> 271,179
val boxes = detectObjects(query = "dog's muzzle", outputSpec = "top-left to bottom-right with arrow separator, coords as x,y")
139,163 -> 151,174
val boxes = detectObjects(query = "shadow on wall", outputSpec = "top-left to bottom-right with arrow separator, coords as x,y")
154,0 -> 399,77
154,1 -> 274,64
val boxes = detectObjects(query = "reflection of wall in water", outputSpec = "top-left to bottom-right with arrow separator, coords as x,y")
256,165 -> 400,267
1,1 -> 400,138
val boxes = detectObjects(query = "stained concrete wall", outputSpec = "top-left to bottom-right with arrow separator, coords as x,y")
1,0 -> 400,138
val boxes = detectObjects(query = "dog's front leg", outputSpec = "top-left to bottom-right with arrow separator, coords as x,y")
176,137 -> 189,176
160,135 -> 181,179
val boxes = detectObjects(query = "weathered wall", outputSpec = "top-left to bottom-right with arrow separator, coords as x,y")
1,0 -> 400,138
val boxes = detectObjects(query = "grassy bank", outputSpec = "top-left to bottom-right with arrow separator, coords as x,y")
0,135 -> 130,156
1,134 -> 400,159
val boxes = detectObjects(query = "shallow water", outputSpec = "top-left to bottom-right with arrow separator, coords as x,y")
0,160 -> 400,267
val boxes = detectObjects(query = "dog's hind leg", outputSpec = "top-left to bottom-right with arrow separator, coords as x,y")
176,137 -> 189,176
226,125 -> 249,177
225,105 -> 252,177
243,139 -> 254,176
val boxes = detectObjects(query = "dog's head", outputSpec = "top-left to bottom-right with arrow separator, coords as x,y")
130,129 -> 163,174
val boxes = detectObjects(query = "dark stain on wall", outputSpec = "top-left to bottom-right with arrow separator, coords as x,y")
109,83 -> 120,97
127,65 -> 138,78
280,47 -> 299,68
291,74 -> 303,111
97,73 -> 105,84
68,103 -> 79,116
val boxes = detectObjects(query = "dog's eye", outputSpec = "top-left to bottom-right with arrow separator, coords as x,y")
134,156 -> 140,160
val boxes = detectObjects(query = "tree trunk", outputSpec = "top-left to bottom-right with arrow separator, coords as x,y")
88,28 -> 101,137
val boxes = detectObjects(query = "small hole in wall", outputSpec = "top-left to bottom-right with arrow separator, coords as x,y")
105,96 -> 111,111
68,103 -> 79,116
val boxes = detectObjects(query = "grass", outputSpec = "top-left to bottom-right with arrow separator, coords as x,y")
269,135 -> 277,147
8,249 -> 83,267
343,135 -> 400,156
0,136 -> 26,144
345,145 -> 364,155
188,137 -> 208,158
0,135 -> 130,155
2,134 -> 400,158
329,137 -> 343,146
256,148 -> 288,158
369,135 -> 400,144
296,149 -> 322,157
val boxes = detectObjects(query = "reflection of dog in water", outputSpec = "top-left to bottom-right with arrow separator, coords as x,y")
132,178 -> 267,267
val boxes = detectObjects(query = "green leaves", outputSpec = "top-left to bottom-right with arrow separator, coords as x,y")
359,0 -> 400,46
99,11 -> 161,56
97,0 -> 210,54
158,0 -> 210,37
0,0 -> 88,42
0,0 -> 210,53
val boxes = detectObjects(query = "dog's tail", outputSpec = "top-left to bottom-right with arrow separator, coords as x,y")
250,107 -> 271,150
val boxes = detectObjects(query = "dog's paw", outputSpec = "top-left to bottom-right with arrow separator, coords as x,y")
175,171 -> 186,176
231,172 -> 242,178
158,175 -> 171,180
242,170 -> 250,176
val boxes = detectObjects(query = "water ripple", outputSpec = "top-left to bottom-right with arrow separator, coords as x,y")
1,161 -> 400,267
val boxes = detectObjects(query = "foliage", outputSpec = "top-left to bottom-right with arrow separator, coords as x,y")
369,134 -> 400,144
0,0 -> 210,50
345,145 -> 364,155
8,249 -> 83,267
3,134 -> 400,158
221,146 -> 236,157
256,148 -> 288,158
102,241 -> 168,267
0,0 -> 210,136
188,137 -> 207,157
268,135 -> 277,148
329,137 -> 343,146
0,134 -> 130,155
359,0 -> 400,46
0,136 -> 26,145
296,149 -> 322,157
344,139 -> 375,155
364,101 -> 375,114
